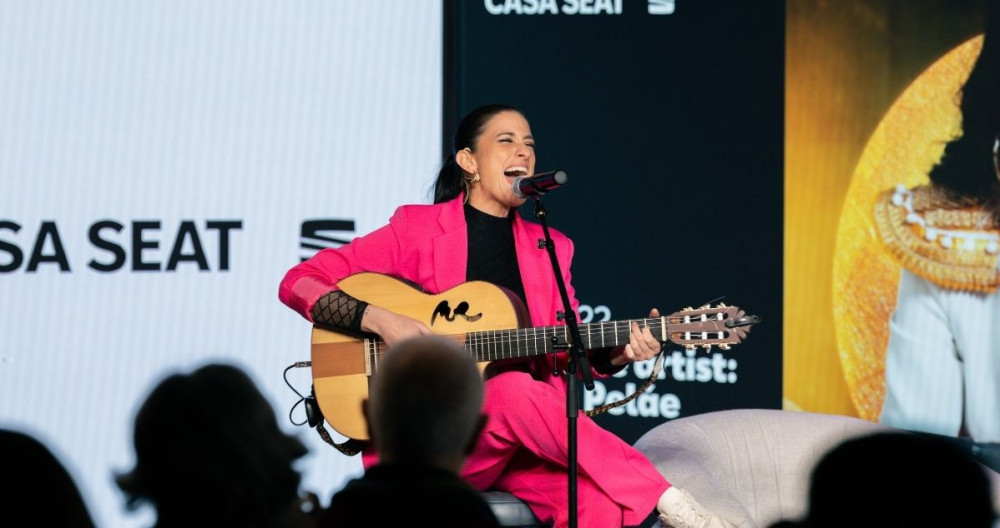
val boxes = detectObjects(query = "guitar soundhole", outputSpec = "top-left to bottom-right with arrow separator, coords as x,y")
430,300 -> 483,326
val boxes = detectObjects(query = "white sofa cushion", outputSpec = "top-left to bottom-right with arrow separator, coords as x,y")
634,409 -> 900,527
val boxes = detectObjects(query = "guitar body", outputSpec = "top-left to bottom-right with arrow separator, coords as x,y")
311,272 -> 528,441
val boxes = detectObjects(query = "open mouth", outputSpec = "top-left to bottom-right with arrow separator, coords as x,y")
504,166 -> 529,178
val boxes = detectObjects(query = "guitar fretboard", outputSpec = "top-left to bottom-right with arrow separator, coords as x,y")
360,307 -> 741,372
464,318 -> 666,362
364,318 -> 671,370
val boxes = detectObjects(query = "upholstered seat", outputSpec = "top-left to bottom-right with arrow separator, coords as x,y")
482,491 -> 550,527
633,408 -> 1000,527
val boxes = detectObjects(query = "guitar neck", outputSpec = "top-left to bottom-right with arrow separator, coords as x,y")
365,306 -> 743,369
413,318 -> 663,362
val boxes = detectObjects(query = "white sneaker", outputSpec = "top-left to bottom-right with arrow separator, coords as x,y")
657,486 -> 735,528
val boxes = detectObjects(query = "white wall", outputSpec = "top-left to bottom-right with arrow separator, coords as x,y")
0,1 -> 442,526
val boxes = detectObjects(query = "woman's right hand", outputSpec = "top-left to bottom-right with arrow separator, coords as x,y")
360,304 -> 434,347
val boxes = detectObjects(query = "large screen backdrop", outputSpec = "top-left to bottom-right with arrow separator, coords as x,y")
0,2 -> 441,526
9,1 -> 993,526
446,1 -> 785,443
784,0 -> 989,418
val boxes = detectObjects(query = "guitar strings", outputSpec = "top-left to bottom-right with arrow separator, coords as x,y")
366,317 -> 735,369
365,323 -> 664,364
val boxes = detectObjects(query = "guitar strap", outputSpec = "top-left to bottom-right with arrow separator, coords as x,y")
313,419 -> 368,456
584,351 -> 665,417
288,344 -> 666,450
304,384 -> 368,456
315,349 -> 663,449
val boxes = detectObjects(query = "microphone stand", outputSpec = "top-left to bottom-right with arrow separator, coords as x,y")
531,195 -> 592,528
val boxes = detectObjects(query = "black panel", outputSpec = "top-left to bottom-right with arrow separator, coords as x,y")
445,0 -> 784,443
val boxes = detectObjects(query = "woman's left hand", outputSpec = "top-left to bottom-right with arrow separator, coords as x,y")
610,308 -> 662,367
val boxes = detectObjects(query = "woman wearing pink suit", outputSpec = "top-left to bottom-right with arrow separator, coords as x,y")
279,104 -> 732,528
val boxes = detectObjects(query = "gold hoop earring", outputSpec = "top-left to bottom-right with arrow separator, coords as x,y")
461,173 -> 480,204
457,148 -> 479,204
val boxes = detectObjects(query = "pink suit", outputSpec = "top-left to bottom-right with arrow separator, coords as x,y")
279,196 -> 669,527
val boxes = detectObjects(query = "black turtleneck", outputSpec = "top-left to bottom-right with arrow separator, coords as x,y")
464,203 -> 528,311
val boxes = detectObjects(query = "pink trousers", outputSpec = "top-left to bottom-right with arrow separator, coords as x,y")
461,371 -> 669,528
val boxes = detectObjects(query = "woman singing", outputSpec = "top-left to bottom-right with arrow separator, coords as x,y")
279,103 -> 733,528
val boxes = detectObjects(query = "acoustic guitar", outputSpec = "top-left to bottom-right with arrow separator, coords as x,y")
310,272 -> 758,441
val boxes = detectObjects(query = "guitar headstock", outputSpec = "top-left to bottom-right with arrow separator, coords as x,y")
665,303 -> 759,351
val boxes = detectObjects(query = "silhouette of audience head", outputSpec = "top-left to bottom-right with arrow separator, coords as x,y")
0,428 -> 95,527
771,431 -> 997,527
116,363 -> 312,527
318,335 -> 499,527
365,335 -> 487,471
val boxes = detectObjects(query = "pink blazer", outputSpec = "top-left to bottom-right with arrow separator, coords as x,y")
279,195 -> 579,328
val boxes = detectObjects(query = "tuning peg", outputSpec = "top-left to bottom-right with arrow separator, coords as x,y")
683,306 -> 693,312
718,302 -> 728,308
702,344 -> 713,351
685,344 -> 697,350
719,343 -> 731,350
698,304 -> 710,310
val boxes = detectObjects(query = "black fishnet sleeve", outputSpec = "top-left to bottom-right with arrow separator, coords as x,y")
310,290 -> 369,336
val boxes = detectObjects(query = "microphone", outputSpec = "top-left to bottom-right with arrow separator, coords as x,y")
512,170 -> 568,199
